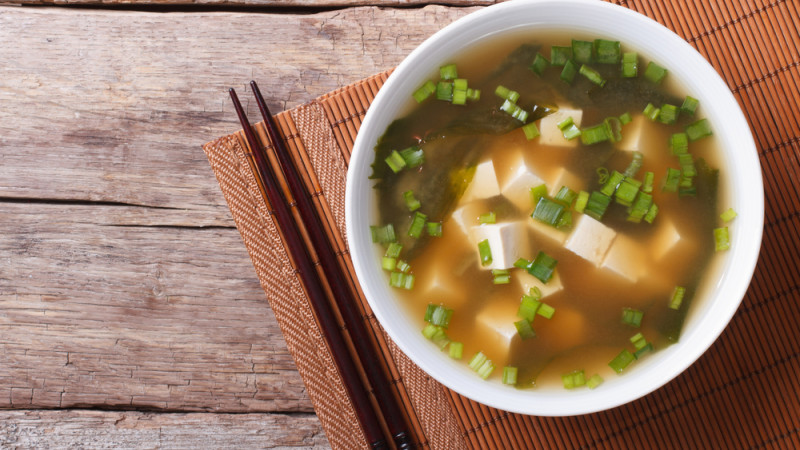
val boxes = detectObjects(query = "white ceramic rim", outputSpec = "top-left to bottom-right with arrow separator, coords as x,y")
346,0 -> 764,416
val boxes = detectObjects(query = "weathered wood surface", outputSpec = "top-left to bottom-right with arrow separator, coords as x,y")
5,0 -> 494,5
0,3 -> 476,446
0,410 -> 329,448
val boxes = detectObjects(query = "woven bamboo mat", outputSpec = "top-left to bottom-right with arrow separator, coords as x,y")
204,1 -> 800,448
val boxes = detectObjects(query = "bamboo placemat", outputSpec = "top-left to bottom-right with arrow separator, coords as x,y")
204,1 -> 800,448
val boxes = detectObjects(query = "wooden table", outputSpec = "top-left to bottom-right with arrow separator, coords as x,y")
0,1 -> 487,446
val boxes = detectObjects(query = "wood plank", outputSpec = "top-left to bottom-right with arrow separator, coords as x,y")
5,0 -> 493,5
0,410 -> 329,448
0,5 -> 476,412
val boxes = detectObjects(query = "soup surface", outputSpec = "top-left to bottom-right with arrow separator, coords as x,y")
369,32 -> 728,388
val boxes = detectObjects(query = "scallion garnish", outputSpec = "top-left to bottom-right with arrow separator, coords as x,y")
562,369 -> 586,389
550,45 -> 573,66
385,242 -> 403,258
587,374 -> 604,389
494,85 -> 520,103
421,323 -> 449,350
634,342 -> 654,359
669,286 -> 686,310
642,171 -> 654,193
554,186 -> 578,207
502,366 -> 518,385
609,349 -> 636,373
478,239 -> 492,266
529,251 -> 558,283
407,211 -> 428,238
560,59 -> 579,83
596,167 -> 610,184
436,81 -> 453,101
500,99 -> 529,122
584,191 -> 612,220
413,80 -> 437,103
643,102 -> 660,121
720,207 -> 738,223
714,227 -> 730,251
448,341 -> 463,359
479,211 -> 497,224
621,52 -> 638,77
390,271 -> 415,290
537,302 -> 555,319
403,190 -> 421,212
686,118 -> 713,141
492,269 -> 511,285
579,64 -> 606,86
658,103 -> 679,124
628,192 -> 653,223
426,221 -> 442,237
572,39 -> 593,64
382,257 -> 396,271
522,122 -> 541,140
621,307 -> 644,327
514,319 -> 536,340
594,39 -> 621,64
630,332 -> 648,350
533,197 -> 566,227
530,184 -> 548,206
662,167 -> 681,193
619,111 -> 633,125
517,295 -> 541,322
370,224 -> 396,244
423,303 -> 437,322
600,170 -> 625,196
439,63 -> 458,80
605,117 -> 623,142
528,286 -> 542,300
580,122 -> 611,145
385,150 -> 407,173
398,145 -> 424,169
681,96 -> 699,116
669,133 -> 689,155
429,304 -> 454,328
644,61 -> 667,84
615,179 -> 640,207
530,53 -> 550,76
574,190 -> 590,213
644,203 -> 659,223
395,259 -> 411,273
468,352 -> 495,380
624,151 -> 644,178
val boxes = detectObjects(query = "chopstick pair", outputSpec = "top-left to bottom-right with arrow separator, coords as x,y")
229,82 -> 413,450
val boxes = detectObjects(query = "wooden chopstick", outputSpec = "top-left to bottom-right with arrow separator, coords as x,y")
228,88 -> 389,449
249,80 -> 413,449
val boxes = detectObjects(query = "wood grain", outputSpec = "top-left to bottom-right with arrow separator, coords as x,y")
0,410 -> 329,448
5,0 -> 493,5
0,3 -> 475,415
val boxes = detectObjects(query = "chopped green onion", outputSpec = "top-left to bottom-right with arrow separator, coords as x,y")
500,99 -> 529,122
385,150 -> 407,173
634,342 -> 654,359
448,341 -> 463,359
479,211 -> 497,224
517,295 -> 542,322
686,118 -> 713,141
550,45 -> 572,66
430,305 -> 454,328
560,59 -> 579,83
572,39 -> 593,64
679,153 -> 697,178
530,184 -> 548,206
662,167 -> 681,193
669,286 -> 686,310
596,167 -> 610,185
492,269 -> 511,285
528,251 -> 558,284
587,374 -> 604,389
381,257 -> 396,271
533,197 -> 566,227
580,122 -> 612,145
468,352 -> 495,380
574,190 -> 590,213
395,259 -> 410,273
522,122 -> 541,140
407,211 -> 428,238
390,272 -> 415,290
439,63 -> 458,80
720,208 -> 738,223
621,52 -> 638,77
681,96 -> 699,116
584,191 -> 612,220
579,64 -> 606,86
615,179 -> 640,207
502,366 -> 518,385
529,53 -> 550,76
714,227 -> 730,251
624,151 -> 644,178
423,303 -> 437,322
630,332 -> 647,350
436,81 -> 453,101
643,102 -> 660,121
558,116 -> 582,140
627,192 -> 653,223
426,221 -> 442,237
609,349 -> 636,373
403,190 -> 421,212
453,78 -> 468,91
642,171 -> 654,193
528,286 -> 542,300
468,352 -> 487,370
562,369 -> 586,389
494,85 -> 520,103
669,133 -> 689,155
514,319 -> 536,340
621,307 -> 644,327
644,203 -> 659,223
451,89 -> 467,106
659,104 -> 679,124
619,111 -> 633,125
385,242 -> 403,258
370,224 -> 396,244
421,323 -> 449,350
644,61 -> 667,84
600,170 -> 625,196
466,88 -> 481,102
554,186 -> 578,207
478,239 -> 492,266
399,145 -> 424,168
605,117 -> 623,142
413,80 -> 437,103
594,39 -> 621,64
537,302 -> 555,319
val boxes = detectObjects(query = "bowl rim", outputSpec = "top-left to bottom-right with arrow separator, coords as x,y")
345,0 -> 764,416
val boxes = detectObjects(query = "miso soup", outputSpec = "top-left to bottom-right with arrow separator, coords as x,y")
368,33 -> 731,389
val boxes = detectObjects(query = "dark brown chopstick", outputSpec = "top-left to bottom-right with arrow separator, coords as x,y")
249,81 -> 414,449
228,88 -> 388,449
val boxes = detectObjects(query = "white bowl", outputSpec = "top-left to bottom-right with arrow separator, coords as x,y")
345,0 -> 763,416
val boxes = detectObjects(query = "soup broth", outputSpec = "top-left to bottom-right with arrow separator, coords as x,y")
369,32 -> 727,388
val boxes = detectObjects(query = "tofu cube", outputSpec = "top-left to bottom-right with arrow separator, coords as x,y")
515,268 -> 564,299
538,107 -> 583,148
564,215 -> 617,267
449,201 -> 488,237
546,167 -> 585,197
651,218 -> 682,260
474,297 -> 520,365
462,159 -> 501,203
499,154 -> 545,212
415,260 -> 468,309
601,234 -> 647,283
470,222 -> 529,270
617,114 -> 660,154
